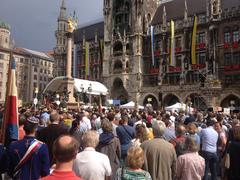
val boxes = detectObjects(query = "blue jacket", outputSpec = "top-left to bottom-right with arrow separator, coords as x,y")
7,136 -> 50,180
0,144 -> 7,177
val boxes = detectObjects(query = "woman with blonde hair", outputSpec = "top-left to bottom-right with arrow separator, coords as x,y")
131,124 -> 149,147
115,146 -> 152,180
187,122 -> 200,147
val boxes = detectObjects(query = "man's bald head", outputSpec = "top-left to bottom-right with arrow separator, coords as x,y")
50,110 -> 60,123
53,135 -> 79,163
176,125 -> 186,136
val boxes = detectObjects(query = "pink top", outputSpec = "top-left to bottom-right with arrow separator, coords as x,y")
40,170 -> 83,180
176,152 -> 205,180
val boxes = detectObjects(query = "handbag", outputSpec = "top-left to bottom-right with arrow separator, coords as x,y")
223,153 -> 230,169
222,141 -> 231,169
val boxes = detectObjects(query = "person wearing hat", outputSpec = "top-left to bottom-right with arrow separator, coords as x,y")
7,116 -> 50,180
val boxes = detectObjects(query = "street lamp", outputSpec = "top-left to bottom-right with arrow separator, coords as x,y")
80,84 -> 84,103
55,93 -> 60,108
33,87 -> 38,111
88,83 -> 92,106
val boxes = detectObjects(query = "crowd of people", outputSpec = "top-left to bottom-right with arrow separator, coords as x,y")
0,105 -> 240,180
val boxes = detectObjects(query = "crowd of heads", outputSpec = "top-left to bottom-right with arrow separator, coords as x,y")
2,104 -> 239,179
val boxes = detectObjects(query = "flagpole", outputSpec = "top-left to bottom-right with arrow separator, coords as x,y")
1,51 -> 18,145
0,52 -> 13,144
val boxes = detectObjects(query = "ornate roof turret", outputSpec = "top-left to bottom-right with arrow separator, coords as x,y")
162,6 -> 167,32
184,0 -> 188,22
0,20 -> 11,30
58,0 -> 67,21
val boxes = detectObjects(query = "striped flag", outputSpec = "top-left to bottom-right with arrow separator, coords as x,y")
2,56 -> 18,145
191,15 -> 197,65
150,26 -> 155,66
85,41 -> 90,79
170,20 -> 176,66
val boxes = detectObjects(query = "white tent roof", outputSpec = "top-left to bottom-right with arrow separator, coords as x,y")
165,102 -> 193,112
43,76 -> 108,95
120,101 -> 144,109
74,78 -> 108,95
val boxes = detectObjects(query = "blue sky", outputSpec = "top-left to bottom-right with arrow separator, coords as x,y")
0,0 -> 103,51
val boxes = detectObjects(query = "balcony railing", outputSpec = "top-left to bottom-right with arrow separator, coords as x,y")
159,84 -> 201,92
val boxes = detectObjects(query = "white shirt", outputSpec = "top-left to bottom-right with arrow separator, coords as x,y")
73,147 -> 112,180
82,116 -> 92,130
112,122 -> 118,137
200,126 -> 218,153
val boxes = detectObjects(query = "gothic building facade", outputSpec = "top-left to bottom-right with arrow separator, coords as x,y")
103,0 -> 160,105
102,0 -> 240,110
54,0 -> 240,110
144,0 -> 240,110
73,22 -> 104,81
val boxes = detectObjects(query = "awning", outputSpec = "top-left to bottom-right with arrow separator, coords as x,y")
74,78 -> 108,95
120,101 -> 144,109
43,76 -> 108,95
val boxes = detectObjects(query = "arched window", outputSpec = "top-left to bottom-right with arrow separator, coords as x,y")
113,41 -> 123,56
126,43 -> 130,55
147,13 -> 151,26
113,60 -> 123,74
126,61 -> 129,69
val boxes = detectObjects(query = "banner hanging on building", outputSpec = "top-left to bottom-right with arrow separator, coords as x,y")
170,20 -> 176,66
98,39 -> 103,74
85,41 -> 90,79
191,15 -> 197,65
150,26 -> 155,66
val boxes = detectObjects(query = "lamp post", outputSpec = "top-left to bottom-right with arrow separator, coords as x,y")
55,93 -> 60,108
80,84 -> 84,103
187,97 -> 192,114
33,88 -> 38,111
88,83 -> 92,106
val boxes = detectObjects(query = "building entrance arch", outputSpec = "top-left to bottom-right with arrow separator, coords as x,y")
163,94 -> 180,107
111,78 -> 128,104
143,95 -> 158,110
185,93 -> 207,111
220,94 -> 240,111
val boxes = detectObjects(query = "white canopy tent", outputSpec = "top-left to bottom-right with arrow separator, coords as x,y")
165,102 -> 193,112
43,76 -> 108,95
74,78 -> 108,95
120,101 -> 144,109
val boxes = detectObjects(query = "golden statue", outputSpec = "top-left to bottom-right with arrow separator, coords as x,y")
67,12 -> 78,33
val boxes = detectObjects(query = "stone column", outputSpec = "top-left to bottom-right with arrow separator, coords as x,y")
62,32 -> 76,106
66,32 -> 72,78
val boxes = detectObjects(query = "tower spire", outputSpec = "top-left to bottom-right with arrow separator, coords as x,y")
59,0 -> 67,21
184,0 -> 188,22
61,0 -> 66,8
162,6 -> 167,32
